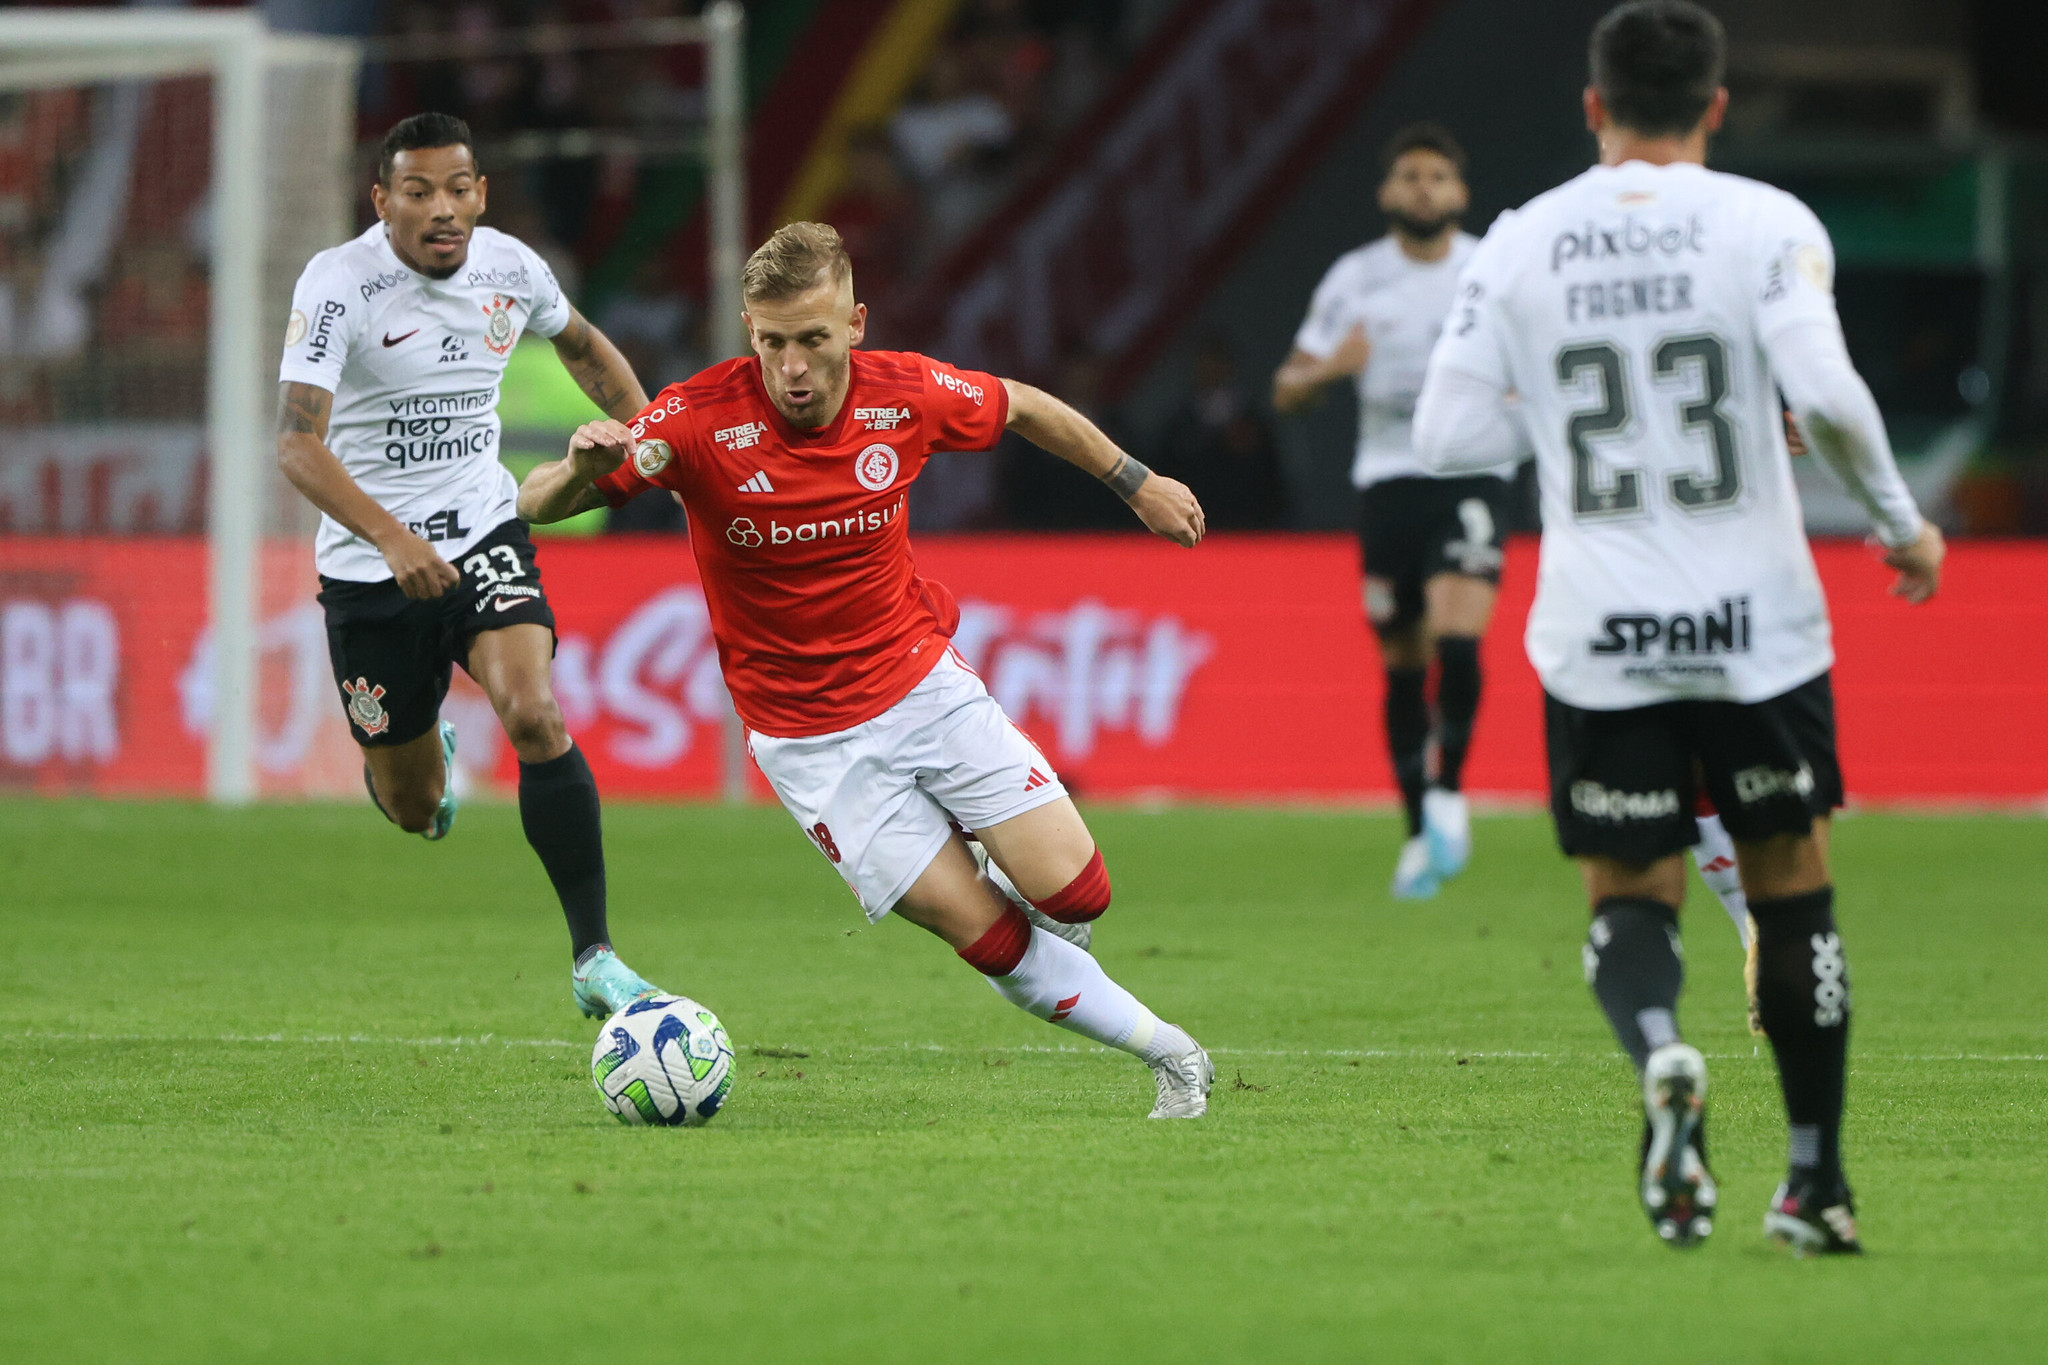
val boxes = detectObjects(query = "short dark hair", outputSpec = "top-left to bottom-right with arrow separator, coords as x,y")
378,112 -> 476,185
1589,1 -> 1726,138
1382,121 -> 1467,176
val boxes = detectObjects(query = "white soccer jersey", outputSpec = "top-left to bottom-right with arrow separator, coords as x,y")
278,224 -> 573,581
1426,160 -> 1855,709
1293,231 -> 1512,488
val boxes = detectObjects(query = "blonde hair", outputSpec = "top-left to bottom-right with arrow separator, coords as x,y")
742,221 -> 853,303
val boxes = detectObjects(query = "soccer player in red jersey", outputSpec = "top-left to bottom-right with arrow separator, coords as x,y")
518,223 -> 1215,1117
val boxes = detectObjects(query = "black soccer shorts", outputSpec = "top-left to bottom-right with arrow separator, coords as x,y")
1355,474 -> 1512,635
318,518 -> 557,747
1544,671 -> 1844,865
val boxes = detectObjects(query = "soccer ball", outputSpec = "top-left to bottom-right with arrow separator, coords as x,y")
590,995 -> 735,1126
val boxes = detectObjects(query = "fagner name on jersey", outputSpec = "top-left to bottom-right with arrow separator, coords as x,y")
1550,214 -> 1706,272
1565,273 -> 1694,323
1590,596 -> 1751,657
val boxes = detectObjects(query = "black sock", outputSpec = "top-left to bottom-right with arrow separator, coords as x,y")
1384,665 -> 1430,837
1586,896 -> 1684,1072
1751,887 -> 1849,1183
1434,636 -> 1481,791
519,742 -> 611,960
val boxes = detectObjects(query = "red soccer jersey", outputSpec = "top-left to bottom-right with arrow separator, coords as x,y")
594,349 -> 1009,737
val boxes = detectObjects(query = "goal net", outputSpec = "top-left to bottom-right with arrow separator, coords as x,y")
0,12 -> 357,801
0,8 -> 750,804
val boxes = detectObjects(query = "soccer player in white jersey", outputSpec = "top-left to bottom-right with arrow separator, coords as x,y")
1414,1 -> 1944,1254
276,114 -> 667,1019
1274,124 -> 1519,900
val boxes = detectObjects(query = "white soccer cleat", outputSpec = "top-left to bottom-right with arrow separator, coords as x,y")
970,839 -> 1091,952
1147,1042 -> 1214,1119
1641,1042 -> 1717,1247
1390,835 -> 1439,900
1421,787 -> 1471,879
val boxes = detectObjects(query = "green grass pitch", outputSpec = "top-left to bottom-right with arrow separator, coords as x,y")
3,800 -> 2043,1362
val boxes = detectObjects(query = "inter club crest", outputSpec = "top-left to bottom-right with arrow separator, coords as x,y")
480,293 -> 517,356
343,677 -> 391,736
854,442 -> 899,492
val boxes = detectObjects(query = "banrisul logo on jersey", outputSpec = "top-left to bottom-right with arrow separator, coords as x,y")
725,493 -> 905,550
481,294 -> 517,355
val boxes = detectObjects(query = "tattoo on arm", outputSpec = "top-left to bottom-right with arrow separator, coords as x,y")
1099,452 -> 1151,501
552,308 -> 639,418
276,382 -> 332,439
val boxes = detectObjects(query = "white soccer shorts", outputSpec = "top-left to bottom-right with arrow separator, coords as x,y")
748,650 -> 1069,920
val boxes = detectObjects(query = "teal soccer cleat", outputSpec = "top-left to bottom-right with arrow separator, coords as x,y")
421,720 -> 458,841
572,946 -> 664,1019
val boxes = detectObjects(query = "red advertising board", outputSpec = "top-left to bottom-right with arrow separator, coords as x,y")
1,535 -> 2041,804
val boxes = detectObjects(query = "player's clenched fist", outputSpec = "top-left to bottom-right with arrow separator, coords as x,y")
1130,472 -> 1205,548
567,419 -> 636,480
380,528 -> 460,600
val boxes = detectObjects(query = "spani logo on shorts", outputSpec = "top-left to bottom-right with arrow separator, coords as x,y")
726,517 -> 764,548
634,439 -> 673,477
854,443 -> 899,492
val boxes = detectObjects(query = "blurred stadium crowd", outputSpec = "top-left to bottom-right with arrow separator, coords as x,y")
8,0 -> 2048,535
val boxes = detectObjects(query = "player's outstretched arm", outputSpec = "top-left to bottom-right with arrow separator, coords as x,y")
548,308 -> 649,422
1271,327 -> 1369,413
518,419 -> 636,525
1412,362 -> 1524,474
275,381 -> 458,600
1001,379 -> 1204,547
1767,320 -> 1943,603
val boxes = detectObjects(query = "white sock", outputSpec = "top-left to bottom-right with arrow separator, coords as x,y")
986,927 -> 1195,1064
1690,814 -> 1751,948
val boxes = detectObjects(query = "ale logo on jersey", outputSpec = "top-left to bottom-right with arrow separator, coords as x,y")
481,293 -> 517,356
854,443 -> 899,492
634,439 -> 673,477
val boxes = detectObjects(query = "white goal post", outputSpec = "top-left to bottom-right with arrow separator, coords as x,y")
0,4 -> 749,805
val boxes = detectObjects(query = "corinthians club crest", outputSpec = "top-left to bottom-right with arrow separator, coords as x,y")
480,293 -> 517,356
342,677 -> 391,737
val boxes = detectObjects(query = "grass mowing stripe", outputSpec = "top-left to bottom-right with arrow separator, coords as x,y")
12,1030 -> 2048,1063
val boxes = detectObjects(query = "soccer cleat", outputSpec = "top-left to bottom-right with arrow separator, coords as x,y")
571,945 -> 663,1019
1421,787 -> 1471,880
1147,1042 -> 1214,1119
1765,1173 -> 1863,1256
421,720 -> 459,842
1640,1042 -> 1717,1247
970,839 -> 1091,952
1390,835 -> 1439,900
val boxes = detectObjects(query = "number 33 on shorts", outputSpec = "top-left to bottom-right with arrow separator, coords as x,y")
463,544 -> 526,586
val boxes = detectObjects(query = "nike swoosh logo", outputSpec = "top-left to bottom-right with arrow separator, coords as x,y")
492,597 -> 523,612
382,330 -> 419,348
